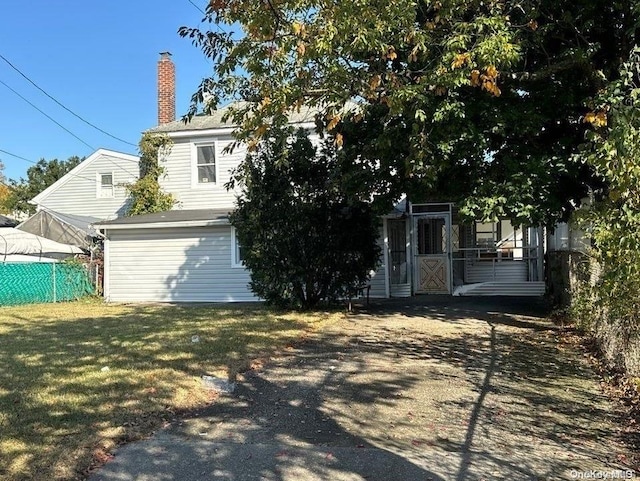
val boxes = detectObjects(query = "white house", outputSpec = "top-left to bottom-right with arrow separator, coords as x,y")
30,149 -> 140,219
96,53 -> 545,303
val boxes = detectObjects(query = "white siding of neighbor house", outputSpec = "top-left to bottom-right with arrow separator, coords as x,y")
159,136 -> 245,210
105,226 -> 256,303
36,152 -> 138,219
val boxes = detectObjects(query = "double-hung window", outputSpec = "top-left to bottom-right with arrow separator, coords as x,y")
231,227 -> 246,268
195,143 -> 216,184
98,173 -> 114,198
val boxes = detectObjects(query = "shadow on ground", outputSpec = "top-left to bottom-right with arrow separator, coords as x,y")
91,297 -> 632,481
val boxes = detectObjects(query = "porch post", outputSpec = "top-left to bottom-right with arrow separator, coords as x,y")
383,218 -> 390,299
537,227 -> 544,282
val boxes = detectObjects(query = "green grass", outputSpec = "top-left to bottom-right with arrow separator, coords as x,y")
0,299 -> 342,480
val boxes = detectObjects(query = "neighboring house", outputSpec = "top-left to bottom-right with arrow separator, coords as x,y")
96,52 -> 545,303
30,149 -> 139,219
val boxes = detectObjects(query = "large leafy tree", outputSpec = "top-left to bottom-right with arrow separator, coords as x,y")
125,133 -> 177,216
3,157 -> 82,215
229,128 -> 381,309
181,0 -> 638,225
571,47 -> 640,366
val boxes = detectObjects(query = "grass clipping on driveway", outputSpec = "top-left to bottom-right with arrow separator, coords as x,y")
0,299 -> 341,480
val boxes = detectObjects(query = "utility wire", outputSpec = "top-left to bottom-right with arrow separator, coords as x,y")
0,148 -> 138,185
0,148 -> 101,184
0,78 -> 95,151
187,0 -> 205,14
0,53 -> 137,147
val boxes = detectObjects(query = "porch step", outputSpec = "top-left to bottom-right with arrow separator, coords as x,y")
454,281 -> 545,297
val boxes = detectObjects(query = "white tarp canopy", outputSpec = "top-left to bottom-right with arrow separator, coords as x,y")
0,227 -> 83,261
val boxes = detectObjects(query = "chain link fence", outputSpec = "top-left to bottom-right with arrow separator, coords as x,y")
0,262 -> 94,306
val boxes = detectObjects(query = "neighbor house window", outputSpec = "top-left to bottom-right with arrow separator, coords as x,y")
195,144 -> 216,184
231,227 -> 245,268
98,173 -> 114,198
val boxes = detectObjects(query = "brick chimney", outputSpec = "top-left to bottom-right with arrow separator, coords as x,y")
157,52 -> 175,125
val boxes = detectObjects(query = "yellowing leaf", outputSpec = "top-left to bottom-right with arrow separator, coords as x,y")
409,46 -> 419,63
435,86 -> 447,96
327,114 -> 341,131
482,79 -> 501,97
369,74 -> 382,91
470,69 -> 481,86
385,47 -> 397,61
528,19 -> 538,31
485,65 -> 498,79
255,125 -> 268,137
584,111 -> 608,128
451,53 -> 470,69
292,21 -> 303,36
247,139 -> 259,151
296,42 -> 306,56
335,133 -> 344,147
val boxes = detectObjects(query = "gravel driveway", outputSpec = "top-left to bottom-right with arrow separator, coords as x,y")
90,297 -> 634,481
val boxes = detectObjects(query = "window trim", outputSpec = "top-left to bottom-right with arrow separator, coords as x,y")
97,171 -> 115,199
230,227 -> 245,268
191,141 -> 218,188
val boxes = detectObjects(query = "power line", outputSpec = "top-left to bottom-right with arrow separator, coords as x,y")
0,78 -> 95,151
187,0 -> 205,14
0,53 -> 137,147
0,148 -> 100,184
0,148 -> 138,186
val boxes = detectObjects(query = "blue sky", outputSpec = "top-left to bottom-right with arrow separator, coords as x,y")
0,0 -> 215,181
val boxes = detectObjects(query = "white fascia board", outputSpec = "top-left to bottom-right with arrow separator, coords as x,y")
95,219 -> 230,231
31,149 -> 139,205
165,122 -> 317,139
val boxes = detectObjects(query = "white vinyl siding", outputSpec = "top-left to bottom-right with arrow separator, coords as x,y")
36,152 -> 138,219
104,226 -> 256,302
160,132 -> 323,211
160,137 -> 241,210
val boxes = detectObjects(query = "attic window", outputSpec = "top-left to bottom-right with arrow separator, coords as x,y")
196,145 -> 216,184
99,173 -> 114,198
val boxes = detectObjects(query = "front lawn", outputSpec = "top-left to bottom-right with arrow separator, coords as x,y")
0,299 -> 341,480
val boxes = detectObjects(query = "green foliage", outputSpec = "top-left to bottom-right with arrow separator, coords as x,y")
229,128 -> 381,309
572,46 -> 640,349
2,156 -> 82,215
125,133 -> 177,216
181,0 -> 636,226
0,162 -> 10,215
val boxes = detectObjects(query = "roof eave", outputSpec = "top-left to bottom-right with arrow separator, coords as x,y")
95,218 -> 230,231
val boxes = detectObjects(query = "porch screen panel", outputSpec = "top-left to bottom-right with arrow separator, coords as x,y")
388,219 -> 407,284
417,218 -> 447,255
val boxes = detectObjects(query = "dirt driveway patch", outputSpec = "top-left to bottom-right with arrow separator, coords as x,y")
90,297 -> 635,480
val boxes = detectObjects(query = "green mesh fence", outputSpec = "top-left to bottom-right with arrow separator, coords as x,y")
0,262 -> 94,306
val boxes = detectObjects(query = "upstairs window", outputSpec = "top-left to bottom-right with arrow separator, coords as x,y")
196,144 -> 216,184
98,173 -> 114,198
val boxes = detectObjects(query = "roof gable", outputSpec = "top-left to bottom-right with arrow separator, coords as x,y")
30,149 -> 139,206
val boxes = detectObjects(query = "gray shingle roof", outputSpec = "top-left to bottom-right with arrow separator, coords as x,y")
147,102 -> 320,133
94,209 -> 230,226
